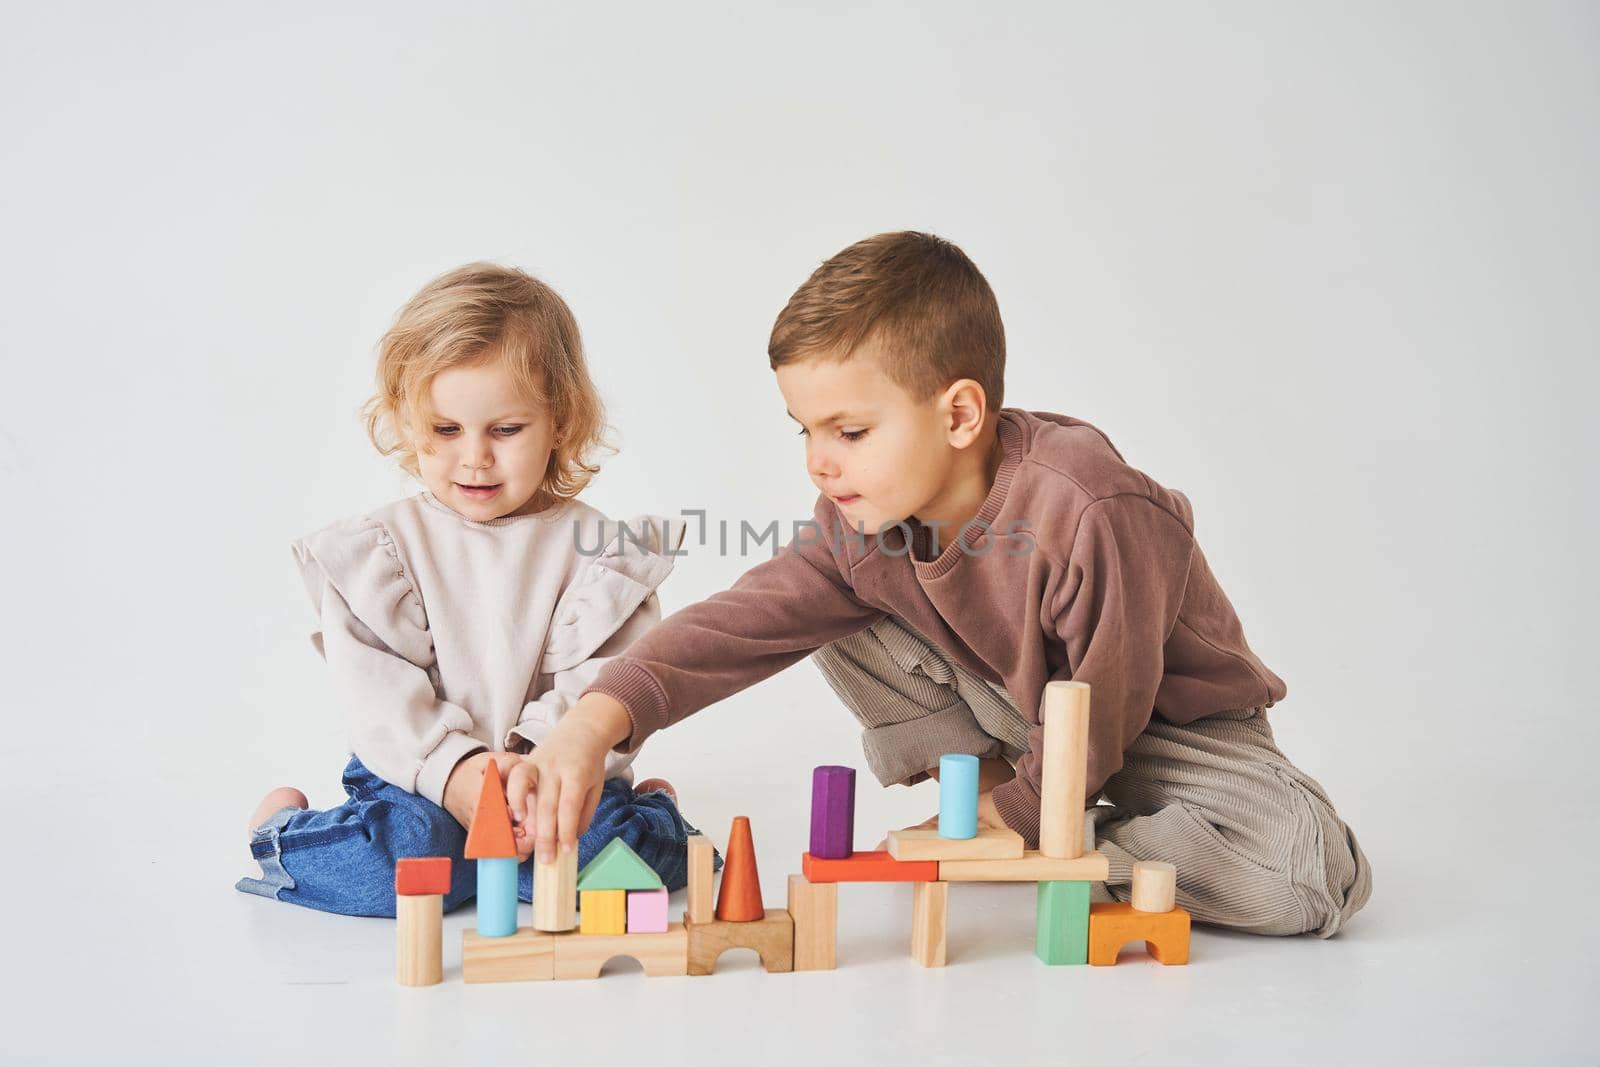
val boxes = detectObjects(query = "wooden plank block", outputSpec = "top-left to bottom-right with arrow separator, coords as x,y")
1131,860 -> 1177,913
686,834 -> 715,924
627,888 -> 669,933
786,874 -> 837,971
810,765 -> 856,859
937,849 -> 1109,883
551,924 -> 689,979
1087,901 -> 1190,966
1039,681 -> 1090,859
579,889 -> 626,935
395,857 -> 452,897
801,851 -> 938,883
462,927 -> 555,983
911,881 -> 949,968
532,850 -> 576,932
396,893 -> 442,986
886,827 -> 1024,862
684,909 -> 794,975
1035,880 -> 1090,965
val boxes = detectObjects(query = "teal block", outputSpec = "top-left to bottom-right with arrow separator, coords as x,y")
476,857 -> 518,937
1035,880 -> 1090,965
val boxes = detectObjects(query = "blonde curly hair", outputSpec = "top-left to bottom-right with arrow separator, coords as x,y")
362,263 -> 611,506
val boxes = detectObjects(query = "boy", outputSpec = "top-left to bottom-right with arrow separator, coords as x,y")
508,231 -> 1372,936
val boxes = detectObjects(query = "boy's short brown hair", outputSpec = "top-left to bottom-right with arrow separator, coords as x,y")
768,231 -> 1006,410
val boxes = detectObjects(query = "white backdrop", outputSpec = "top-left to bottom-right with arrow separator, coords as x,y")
2,3 -> 1595,1064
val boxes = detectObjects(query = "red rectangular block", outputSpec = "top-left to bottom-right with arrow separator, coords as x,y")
801,851 -> 938,883
395,856 -> 452,896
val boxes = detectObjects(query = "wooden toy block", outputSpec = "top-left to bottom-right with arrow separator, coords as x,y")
886,827 -> 1024,862
476,857 -> 519,937
551,924 -> 689,980
801,851 -> 939,883
577,838 -> 664,891
937,753 -> 979,839
715,816 -> 765,921
809,765 -> 856,859
1087,901 -> 1191,966
937,849 -> 1109,882
911,881 -> 949,968
1131,860 -> 1177,913
463,759 -> 517,860
1039,681 -> 1090,859
685,909 -> 794,975
628,888 -> 670,933
394,856 -> 452,897
686,834 -> 716,924
462,927 -> 555,983
787,874 -> 837,971
579,889 -> 627,935
1035,880 -> 1090,965
532,849 -> 577,932
396,893 -> 443,986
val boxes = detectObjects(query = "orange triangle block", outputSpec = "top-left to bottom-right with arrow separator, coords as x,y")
714,815 -> 765,922
463,758 -> 517,859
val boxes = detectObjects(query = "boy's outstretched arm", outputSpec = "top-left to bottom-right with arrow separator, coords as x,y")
505,693 -> 633,864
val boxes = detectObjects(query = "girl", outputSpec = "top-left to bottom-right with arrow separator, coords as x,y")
237,263 -> 705,917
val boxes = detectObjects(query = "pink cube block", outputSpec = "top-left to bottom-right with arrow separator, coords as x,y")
627,888 -> 669,933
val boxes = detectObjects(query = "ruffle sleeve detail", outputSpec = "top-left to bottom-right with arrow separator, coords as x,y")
291,517 -> 433,666
539,514 -> 684,675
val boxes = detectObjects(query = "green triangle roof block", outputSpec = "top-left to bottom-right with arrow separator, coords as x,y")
576,838 -> 664,891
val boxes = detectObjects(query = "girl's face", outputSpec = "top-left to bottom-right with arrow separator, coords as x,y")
414,359 -> 558,521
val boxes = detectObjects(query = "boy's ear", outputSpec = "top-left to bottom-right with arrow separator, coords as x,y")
940,378 -> 989,448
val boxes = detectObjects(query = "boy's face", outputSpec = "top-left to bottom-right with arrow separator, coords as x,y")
414,358 -> 557,521
776,345 -> 978,533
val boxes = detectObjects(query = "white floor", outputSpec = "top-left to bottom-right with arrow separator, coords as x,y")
8,665 -> 1595,1066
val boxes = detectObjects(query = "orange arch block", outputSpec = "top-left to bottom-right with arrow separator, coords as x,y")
715,816 -> 765,922
464,759 -> 517,860
1087,902 -> 1191,966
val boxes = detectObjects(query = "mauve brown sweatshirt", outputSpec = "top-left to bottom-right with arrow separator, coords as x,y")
587,408 -> 1286,846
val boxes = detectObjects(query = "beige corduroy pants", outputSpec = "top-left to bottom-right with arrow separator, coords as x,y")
811,615 -> 1373,937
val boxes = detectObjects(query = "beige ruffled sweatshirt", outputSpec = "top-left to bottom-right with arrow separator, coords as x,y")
291,491 -> 683,807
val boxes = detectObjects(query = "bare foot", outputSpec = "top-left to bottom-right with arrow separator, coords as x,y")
633,777 -> 677,803
249,786 -> 309,832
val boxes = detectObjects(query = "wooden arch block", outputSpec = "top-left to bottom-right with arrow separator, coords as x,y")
1087,901 -> 1191,966
685,909 -> 794,975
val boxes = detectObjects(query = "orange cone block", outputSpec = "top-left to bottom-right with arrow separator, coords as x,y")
464,759 -> 518,860
714,816 -> 765,922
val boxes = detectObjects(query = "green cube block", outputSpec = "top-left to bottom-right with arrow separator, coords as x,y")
1036,880 -> 1090,965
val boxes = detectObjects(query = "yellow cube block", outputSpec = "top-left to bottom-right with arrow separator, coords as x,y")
578,889 -> 626,935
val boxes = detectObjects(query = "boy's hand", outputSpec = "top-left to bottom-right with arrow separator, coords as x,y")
504,692 -> 634,865
441,750 -> 522,831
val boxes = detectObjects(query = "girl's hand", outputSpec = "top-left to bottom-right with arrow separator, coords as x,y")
504,693 -> 633,865
441,750 -> 522,831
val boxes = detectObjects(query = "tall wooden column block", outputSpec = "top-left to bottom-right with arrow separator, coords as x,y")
686,834 -> 716,924
911,881 -> 949,967
532,849 -> 577,932
787,874 -> 837,971
1039,681 -> 1091,859
685,909 -> 794,975
809,765 -> 856,859
1035,880 -> 1090,966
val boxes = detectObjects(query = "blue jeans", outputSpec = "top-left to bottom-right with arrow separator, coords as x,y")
236,755 -> 708,918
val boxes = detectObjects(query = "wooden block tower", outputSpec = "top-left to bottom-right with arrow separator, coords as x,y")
394,857 -> 450,986
464,760 -> 519,938
685,816 -> 794,975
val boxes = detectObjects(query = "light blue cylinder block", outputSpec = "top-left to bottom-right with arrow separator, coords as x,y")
938,753 -> 980,839
476,857 -> 518,937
